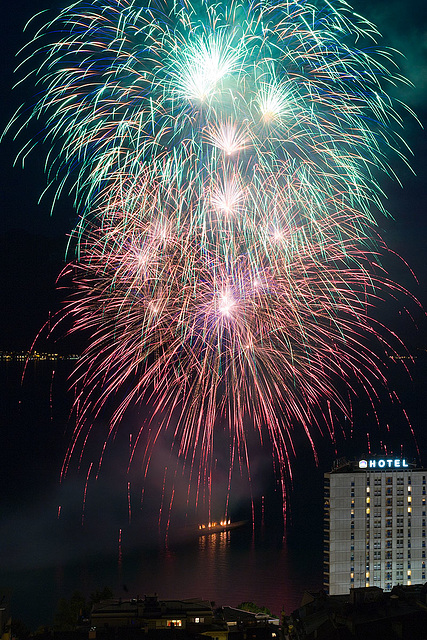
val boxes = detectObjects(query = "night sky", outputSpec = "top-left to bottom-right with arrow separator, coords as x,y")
1,0 -> 427,626
1,0 -> 427,350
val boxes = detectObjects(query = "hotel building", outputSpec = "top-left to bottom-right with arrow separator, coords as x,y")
324,457 -> 427,595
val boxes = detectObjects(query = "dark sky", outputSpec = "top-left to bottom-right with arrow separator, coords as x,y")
1,0 -> 427,350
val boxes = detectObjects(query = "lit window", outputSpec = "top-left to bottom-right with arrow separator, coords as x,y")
168,620 -> 182,627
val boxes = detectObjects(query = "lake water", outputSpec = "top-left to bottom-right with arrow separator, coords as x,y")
0,360 -> 324,628
1,521 -> 323,628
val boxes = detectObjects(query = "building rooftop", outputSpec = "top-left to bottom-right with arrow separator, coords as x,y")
91,595 -> 214,619
327,457 -> 422,474
285,585 -> 427,639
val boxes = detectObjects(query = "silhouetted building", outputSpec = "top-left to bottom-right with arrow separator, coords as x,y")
284,584 -> 427,639
221,607 -> 279,640
0,590 -> 11,640
90,595 -> 228,640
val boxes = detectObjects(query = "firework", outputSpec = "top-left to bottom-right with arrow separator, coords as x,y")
7,0 -> 417,523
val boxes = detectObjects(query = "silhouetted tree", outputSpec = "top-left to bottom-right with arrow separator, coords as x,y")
89,587 -> 114,606
53,590 -> 86,631
10,619 -> 31,640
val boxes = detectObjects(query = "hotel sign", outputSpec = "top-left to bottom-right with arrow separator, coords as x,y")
359,458 -> 409,469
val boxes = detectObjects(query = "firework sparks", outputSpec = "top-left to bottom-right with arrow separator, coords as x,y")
7,0 -> 419,524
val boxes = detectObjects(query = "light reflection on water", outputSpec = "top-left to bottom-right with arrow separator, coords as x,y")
1,361 -> 323,628
3,522 -> 322,628
116,525 -> 322,617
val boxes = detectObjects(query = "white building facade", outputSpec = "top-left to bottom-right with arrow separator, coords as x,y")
324,458 -> 427,595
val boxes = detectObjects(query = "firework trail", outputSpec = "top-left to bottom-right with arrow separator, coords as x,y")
7,0 -> 418,522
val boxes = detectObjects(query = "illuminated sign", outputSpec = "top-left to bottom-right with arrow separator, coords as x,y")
358,459 -> 409,469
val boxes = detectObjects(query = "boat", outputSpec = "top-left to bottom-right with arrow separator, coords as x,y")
197,519 -> 247,535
